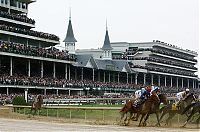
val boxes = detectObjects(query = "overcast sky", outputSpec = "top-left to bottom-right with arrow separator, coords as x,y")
28,0 -> 199,76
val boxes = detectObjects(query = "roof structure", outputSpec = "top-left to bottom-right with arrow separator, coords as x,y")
63,16 -> 77,43
102,29 -> 112,50
74,54 -> 133,73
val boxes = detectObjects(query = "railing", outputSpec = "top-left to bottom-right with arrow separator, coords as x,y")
12,105 -> 121,121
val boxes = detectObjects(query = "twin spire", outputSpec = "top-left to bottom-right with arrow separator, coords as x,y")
102,20 -> 112,50
63,9 -> 112,55
63,9 -> 77,43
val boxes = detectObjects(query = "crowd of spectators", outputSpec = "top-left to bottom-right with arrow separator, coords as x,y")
130,63 -> 196,77
130,57 -> 197,70
151,48 -> 197,62
0,40 -> 75,61
0,11 -> 35,24
113,47 -> 197,63
0,24 -> 59,41
0,73 -> 137,90
153,40 -> 197,55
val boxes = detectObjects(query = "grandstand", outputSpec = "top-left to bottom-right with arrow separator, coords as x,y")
0,0 -> 199,103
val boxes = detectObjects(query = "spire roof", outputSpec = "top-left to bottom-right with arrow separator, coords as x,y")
102,28 -> 112,50
63,13 -> 77,43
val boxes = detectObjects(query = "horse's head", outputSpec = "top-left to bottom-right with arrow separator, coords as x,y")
158,94 -> 168,105
149,92 -> 160,104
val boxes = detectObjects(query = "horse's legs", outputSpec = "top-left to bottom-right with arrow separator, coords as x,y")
133,113 -> 140,121
159,111 -> 167,124
120,112 -> 126,125
143,114 -> 150,126
155,112 -> 161,126
166,112 -> 175,126
182,111 -> 195,127
139,114 -> 145,127
196,114 -> 200,128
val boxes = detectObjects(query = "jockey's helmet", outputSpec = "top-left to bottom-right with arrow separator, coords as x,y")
185,88 -> 189,94
186,88 -> 189,91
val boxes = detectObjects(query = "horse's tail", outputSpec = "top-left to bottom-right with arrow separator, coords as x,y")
181,103 -> 196,115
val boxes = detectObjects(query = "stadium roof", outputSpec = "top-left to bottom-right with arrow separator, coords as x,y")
94,59 -> 132,72
17,0 -> 36,4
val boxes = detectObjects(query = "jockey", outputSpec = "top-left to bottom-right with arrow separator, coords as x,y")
176,88 -> 190,102
133,86 -> 152,107
134,88 -> 145,99
151,86 -> 161,95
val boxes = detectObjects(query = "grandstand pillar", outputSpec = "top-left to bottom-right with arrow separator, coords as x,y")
151,74 -> 154,85
109,72 -> 111,82
113,73 -> 115,82
41,61 -> 43,78
104,72 -> 106,83
127,73 -> 129,84
131,74 -> 133,84
8,35 -> 10,42
98,71 -> 100,81
75,68 -> 77,80
187,79 -> 190,88
53,62 -> 56,78
10,57 -> 13,76
92,68 -> 95,81
176,77 -> 179,88
135,74 -> 138,85
193,79 -> 195,89
182,78 -> 184,88
28,59 -> 31,77
65,64 -> 68,80
24,89 -> 28,103
44,89 -> 46,96
81,68 -> 84,80
56,89 -> 59,96
118,73 -> 120,83
143,73 -> 146,85
170,76 -> 173,87
164,76 -> 167,87
69,65 -> 71,80
6,88 -> 9,95
68,90 -> 71,96
158,75 -> 160,86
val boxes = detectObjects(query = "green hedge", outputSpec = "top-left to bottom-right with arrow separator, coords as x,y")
12,96 -> 27,105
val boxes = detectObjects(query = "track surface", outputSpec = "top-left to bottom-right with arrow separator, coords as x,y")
0,118 -> 199,132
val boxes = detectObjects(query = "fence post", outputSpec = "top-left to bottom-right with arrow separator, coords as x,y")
84,109 -> 87,120
102,110 -> 105,121
24,108 -> 25,115
178,114 -> 180,125
56,109 -> 59,118
69,109 -> 71,119
47,108 -> 48,117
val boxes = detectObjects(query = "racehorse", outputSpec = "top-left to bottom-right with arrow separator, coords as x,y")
159,93 -> 197,126
181,101 -> 200,127
120,99 -> 136,125
30,95 -> 43,115
120,93 -> 167,126
136,93 -> 168,126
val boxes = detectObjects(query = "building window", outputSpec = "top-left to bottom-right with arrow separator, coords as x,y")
5,0 -> 7,4
1,0 -> 4,4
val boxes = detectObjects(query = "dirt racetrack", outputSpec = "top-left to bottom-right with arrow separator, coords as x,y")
0,118 -> 199,132
0,106 -> 199,131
